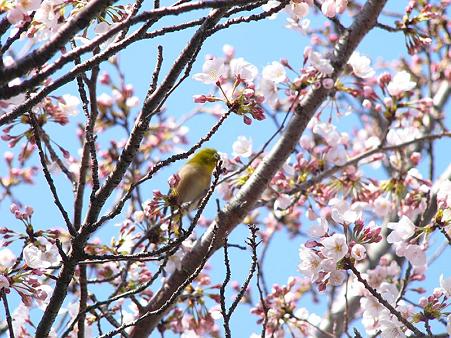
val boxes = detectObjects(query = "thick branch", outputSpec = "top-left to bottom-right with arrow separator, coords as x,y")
129,1 -> 388,336
0,0 -> 115,86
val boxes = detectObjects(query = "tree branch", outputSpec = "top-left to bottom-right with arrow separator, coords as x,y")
128,1 -> 389,336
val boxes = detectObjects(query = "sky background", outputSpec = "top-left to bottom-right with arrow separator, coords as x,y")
0,0 -> 450,337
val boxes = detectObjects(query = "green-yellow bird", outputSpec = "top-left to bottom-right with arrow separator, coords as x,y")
168,148 -> 220,209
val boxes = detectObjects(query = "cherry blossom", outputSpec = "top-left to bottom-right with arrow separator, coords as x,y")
298,246 -> 322,281
321,0 -> 348,18
193,57 -> 227,84
439,274 -> 451,297
348,51 -> 375,78
351,244 -> 367,261
329,198 -> 361,224
23,239 -> 60,269
0,0 -> 449,337
308,218 -> 328,237
386,126 -> 421,146
320,234 -> 348,261
0,248 -> 16,270
386,215 -> 416,244
437,180 -> 451,208
262,61 -> 287,83
309,51 -> 334,75
232,136 -> 253,158
386,70 -> 416,96
59,94 -> 80,116
229,57 -> 258,82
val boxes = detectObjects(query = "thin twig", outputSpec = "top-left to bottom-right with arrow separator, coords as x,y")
347,261 -> 424,336
1,290 -> 14,338
30,114 -> 76,235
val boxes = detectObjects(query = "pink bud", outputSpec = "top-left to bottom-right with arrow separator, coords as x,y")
4,151 -> 14,163
243,116 -> 252,125
168,174 -> 181,188
1,134 -> 13,141
99,73 -> 111,85
9,203 -> 19,214
418,297 -> 428,307
410,152 -> 421,165
193,95 -> 207,103
24,206 -> 33,217
363,86 -> 373,97
378,72 -> 391,88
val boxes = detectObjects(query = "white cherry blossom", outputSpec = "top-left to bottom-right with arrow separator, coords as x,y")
351,244 -> 367,261
309,51 -> 334,75
439,274 -> 451,297
59,94 -> 80,116
348,51 -> 375,78
232,136 -> 252,158
298,246 -> 322,280
320,234 -> 348,261
329,198 -> 361,224
328,270 -> 346,286
23,239 -> 60,269
0,248 -> 16,270
437,180 -> 451,208
386,215 -> 415,244
262,61 -> 286,83
274,194 -> 291,218
193,57 -> 227,84
379,317 -> 406,338
308,218 -> 328,237
386,126 -> 421,146
387,70 -> 416,96
229,57 -> 258,82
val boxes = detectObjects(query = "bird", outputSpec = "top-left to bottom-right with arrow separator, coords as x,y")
167,147 -> 220,212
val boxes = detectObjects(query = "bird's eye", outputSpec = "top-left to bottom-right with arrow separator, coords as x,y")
214,153 -> 220,160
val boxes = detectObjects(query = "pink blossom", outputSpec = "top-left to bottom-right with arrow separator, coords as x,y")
321,0 -> 348,18
0,275 -> 10,289
7,8 -> 25,24
326,144 -> 347,165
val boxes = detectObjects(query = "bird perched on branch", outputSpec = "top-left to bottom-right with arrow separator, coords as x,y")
167,147 -> 220,211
